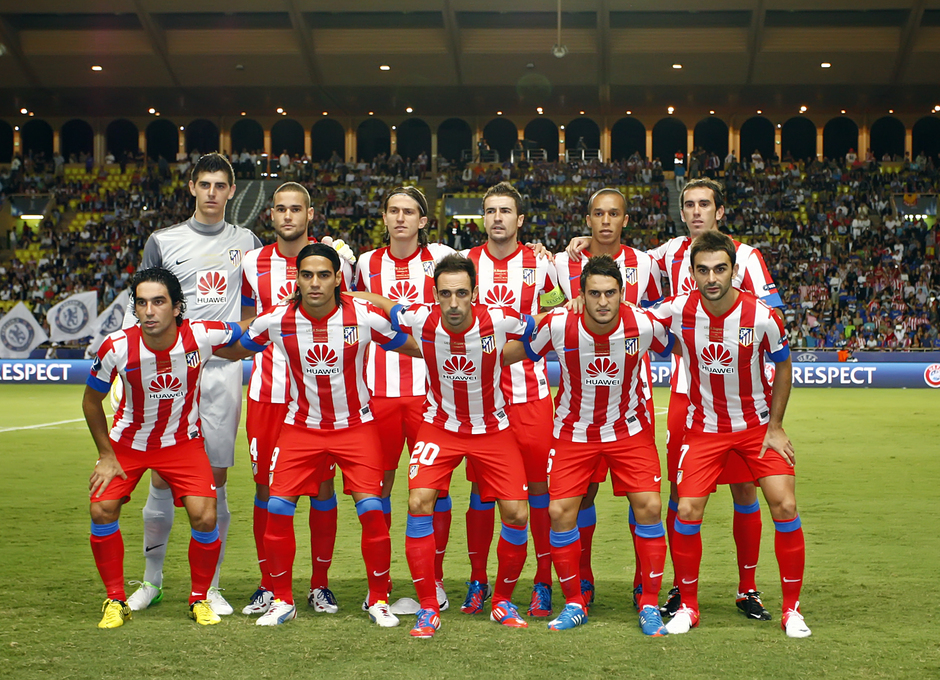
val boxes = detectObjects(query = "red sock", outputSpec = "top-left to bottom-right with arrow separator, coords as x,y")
466,496 -> 495,583
433,507 -> 451,583
358,506 -> 392,606
635,534 -> 667,609
670,519 -> 702,612
578,521 -> 596,584
629,521 -> 641,589
774,520 -> 805,612
309,499 -> 337,590
264,510 -> 296,605
666,501 -> 678,587
551,540 -> 584,607
253,500 -> 270,590
733,505 -> 761,594
189,534 -> 221,604
90,531 -> 126,601
492,524 -> 527,604
529,502 -> 552,585
405,519 -> 439,611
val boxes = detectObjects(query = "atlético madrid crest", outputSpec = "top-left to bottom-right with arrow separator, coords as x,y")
229,249 -> 242,267
739,327 -> 754,347
343,325 -> 359,345
522,268 -> 536,286
623,267 -> 638,286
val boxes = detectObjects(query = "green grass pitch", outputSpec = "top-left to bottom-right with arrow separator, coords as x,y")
0,385 -> 938,679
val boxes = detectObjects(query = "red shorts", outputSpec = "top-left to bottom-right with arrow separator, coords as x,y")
270,422 -> 382,497
97,438 -> 215,507
549,428 -> 662,499
247,400 -> 335,486
370,395 -> 424,471
676,426 -> 795,498
666,391 -> 756,487
409,423 -> 527,503
589,378 -> 657,487
466,396 -> 554,485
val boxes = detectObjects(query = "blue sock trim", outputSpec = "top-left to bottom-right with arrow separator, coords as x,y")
469,493 -> 495,511
406,513 -> 434,538
773,516 -> 802,533
577,505 -> 597,528
733,500 -> 761,515
310,493 -> 337,511
635,521 -> 666,539
668,498 -> 679,513
674,518 -> 702,536
356,497 -> 383,516
434,495 -> 452,512
191,526 -> 220,544
628,505 -> 637,527
90,520 -> 119,537
528,493 -> 550,509
380,496 -> 392,514
500,522 -> 528,546
254,495 -> 268,510
268,496 -> 297,516
550,527 -> 580,548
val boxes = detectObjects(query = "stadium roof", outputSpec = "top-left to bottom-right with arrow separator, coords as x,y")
2,0 -> 940,119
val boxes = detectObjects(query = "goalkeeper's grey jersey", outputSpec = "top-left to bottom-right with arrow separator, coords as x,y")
140,217 -> 262,323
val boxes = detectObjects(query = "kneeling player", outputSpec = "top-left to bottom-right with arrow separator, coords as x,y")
649,231 -> 811,638
84,267 -> 246,628
519,255 -> 671,635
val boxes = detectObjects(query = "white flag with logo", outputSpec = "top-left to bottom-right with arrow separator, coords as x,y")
0,302 -> 49,359
46,291 -> 98,342
86,289 -> 130,355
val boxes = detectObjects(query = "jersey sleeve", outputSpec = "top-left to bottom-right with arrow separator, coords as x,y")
340,259 -> 354,292
241,252 -> 258,307
646,241 -> 669,271
361,300 -> 407,349
641,252 -> 664,305
394,303 -> 431,336
194,320 -> 242,353
241,310 -> 275,353
86,337 -> 119,393
760,303 -> 790,363
529,308 -> 563,356
498,308 -> 535,342
641,308 -> 674,356
354,253 -> 369,292
740,248 -> 783,308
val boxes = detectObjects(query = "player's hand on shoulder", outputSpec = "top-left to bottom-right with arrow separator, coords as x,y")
525,241 -> 554,263
566,236 -> 591,259
564,297 -> 585,314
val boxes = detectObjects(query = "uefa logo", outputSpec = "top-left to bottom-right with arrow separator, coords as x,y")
54,299 -> 89,334
924,363 -> 940,388
0,317 -> 34,352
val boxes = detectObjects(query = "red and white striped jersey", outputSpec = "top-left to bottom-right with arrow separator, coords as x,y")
648,290 -> 789,434
242,296 -> 402,430
87,320 -> 238,451
647,235 -> 781,395
241,242 -> 352,404
355,243 -> 455,398
553,245 -> 662,305
463,243 -> 558,404
394,303 -> 533,435
529,306 -> 670,443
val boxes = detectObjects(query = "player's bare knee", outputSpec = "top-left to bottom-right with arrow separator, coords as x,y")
767,497 -> 798,522
90,501 -> 121,524
498,499 -> 528,527
548,499 -> 578,532
629,494 -> 662,525
729,482 -> 758,505
677,497 -> 706,522
408,489 -> 437,516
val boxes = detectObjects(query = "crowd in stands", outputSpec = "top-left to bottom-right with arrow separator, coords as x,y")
1,147 -> 938,350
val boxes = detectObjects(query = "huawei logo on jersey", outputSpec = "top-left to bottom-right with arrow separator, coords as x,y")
389,281 -> 419,305
148,374 -> 183,399
196,270 -> 227,304
585,357 -> 621,386
442,355 -> 476,381
701,343 -> 735,374
276,282 -> 296,303
304,345 -> 341,375
484,285 -> 516,308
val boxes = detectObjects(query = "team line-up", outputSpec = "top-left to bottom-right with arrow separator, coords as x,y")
83,152 -> 810,640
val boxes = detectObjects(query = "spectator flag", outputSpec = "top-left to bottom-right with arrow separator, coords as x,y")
0,302 -> 49,359
45,291 -> 98,342
86,289 -> 130,355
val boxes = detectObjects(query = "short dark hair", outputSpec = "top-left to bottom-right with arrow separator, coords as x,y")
273,182 -> 311,210
680,177 -> 725,211
690,230 -> 736,268
294,243 -> 342,307
383,186 -> 429,248
483,181 -> 525,216
434,253 -> 476,291
191,152 -> 235,186
130,267 -> 186,326
579,254 -> 623,295
587,188 -> 627,214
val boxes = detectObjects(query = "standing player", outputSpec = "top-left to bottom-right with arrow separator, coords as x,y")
126,153 -> 261,617
553,188 -> 662,607
84,268 -> 243,628
355,186 -> 455,609
519,255 -> 670,635
231,243 -> 415,627
381,254 -> 533,638
649,231 -> 810,638
462,181 -> 561,618
240,182 -> 352,616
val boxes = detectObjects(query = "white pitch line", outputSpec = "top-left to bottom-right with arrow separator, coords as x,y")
0,417 -> 87,433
